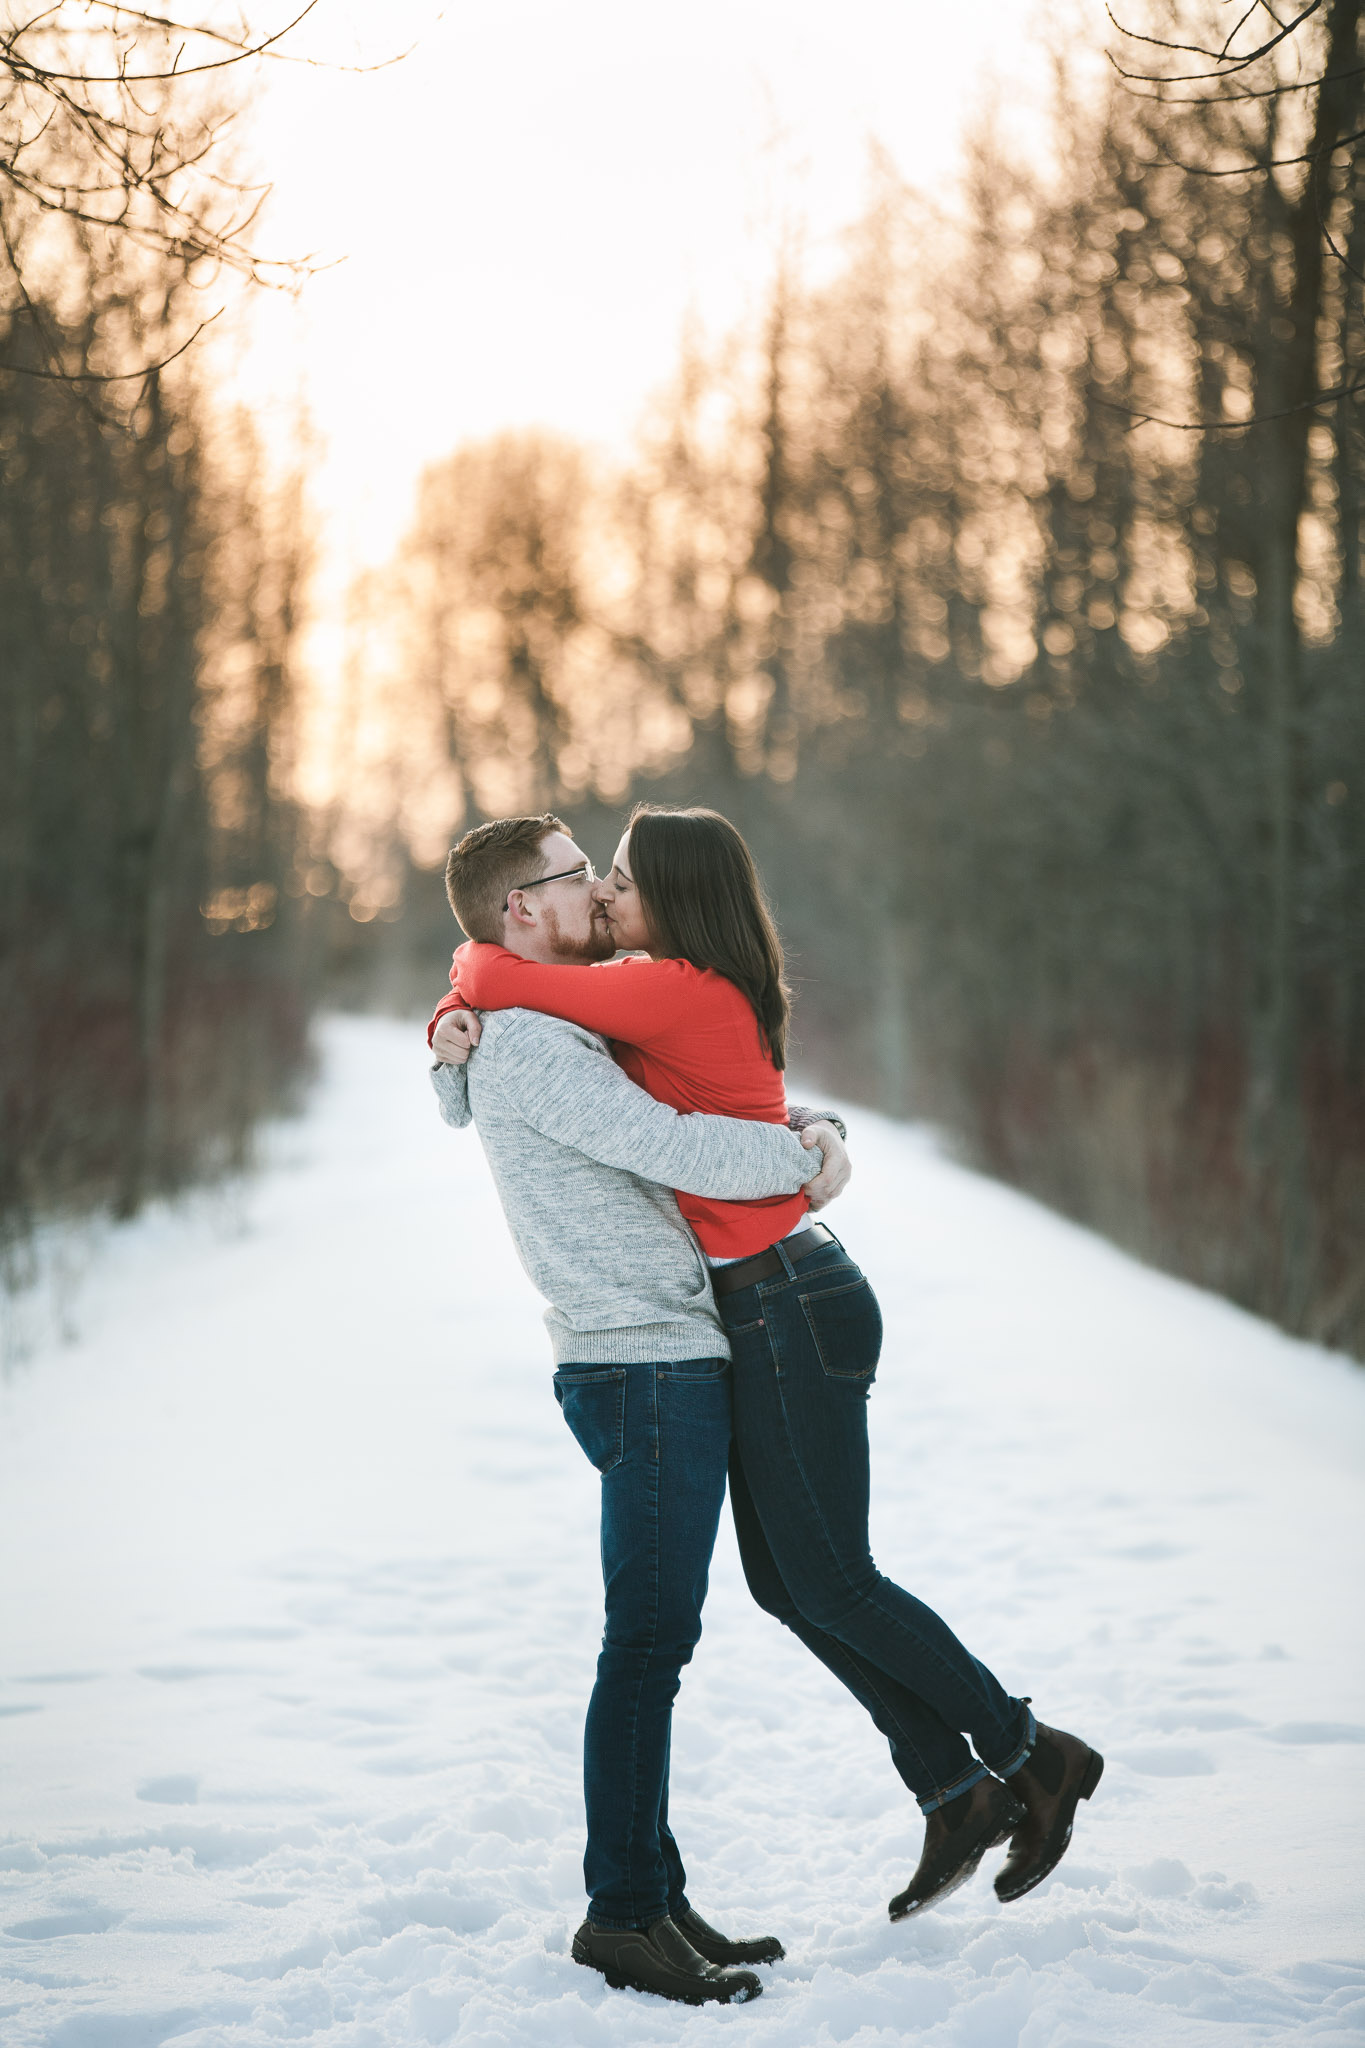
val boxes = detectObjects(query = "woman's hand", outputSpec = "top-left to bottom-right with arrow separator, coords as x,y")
432,1008 -> 482,1065
802,1122 -> 851,1209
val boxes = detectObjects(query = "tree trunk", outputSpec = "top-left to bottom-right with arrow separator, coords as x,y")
1251,0 -> 1363,1324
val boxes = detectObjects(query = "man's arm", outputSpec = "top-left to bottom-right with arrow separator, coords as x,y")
432,1011 -> 850,1205
429,1059 -> 472,1129
491,1013 -> 822,1200
429,1007 -> 481,1130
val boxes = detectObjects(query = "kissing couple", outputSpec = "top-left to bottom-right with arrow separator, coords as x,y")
428,803 -> 1102,2007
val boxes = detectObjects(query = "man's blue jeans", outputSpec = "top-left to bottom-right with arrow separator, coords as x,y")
553,1354 -> 731,1930
718,1234 -> 1035,1812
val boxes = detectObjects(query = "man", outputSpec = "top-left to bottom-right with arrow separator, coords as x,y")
427,813 -> 850,2007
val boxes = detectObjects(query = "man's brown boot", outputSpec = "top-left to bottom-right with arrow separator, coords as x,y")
571,1916 -> 763,2004
993,1723 -> 1104,1903
888,1776 -> 1026,1921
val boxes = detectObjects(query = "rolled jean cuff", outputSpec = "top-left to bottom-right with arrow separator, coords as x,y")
990,1703 -> 1038,1783
918,1758 -> 990,1816
587,1909 -> 661,1932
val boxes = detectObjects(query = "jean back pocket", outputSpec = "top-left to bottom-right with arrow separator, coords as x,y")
797,1277 -> 883,1381
553,1366 -> 627,1472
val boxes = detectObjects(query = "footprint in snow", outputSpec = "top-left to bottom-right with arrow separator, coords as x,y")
1143,1706 -> 1258,1732
136,1776 -> 200,1805
15,1671 -> 101,1685
5,1908 -> 123,1939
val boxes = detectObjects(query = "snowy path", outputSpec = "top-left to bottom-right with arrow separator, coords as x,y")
1,1016 -> 1363,2048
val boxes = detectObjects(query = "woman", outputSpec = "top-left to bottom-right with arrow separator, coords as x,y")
432,803 -> 1102,1915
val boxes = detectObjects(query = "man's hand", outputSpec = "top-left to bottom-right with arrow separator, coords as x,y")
802,1121 -> 851,1210
432,1008 -> 482,1066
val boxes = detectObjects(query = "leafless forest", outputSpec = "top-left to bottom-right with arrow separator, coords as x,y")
4,3 -> 1363,1356
0,6 -> 315,1264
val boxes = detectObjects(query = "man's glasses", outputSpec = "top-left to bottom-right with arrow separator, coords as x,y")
503,860 -> 597,911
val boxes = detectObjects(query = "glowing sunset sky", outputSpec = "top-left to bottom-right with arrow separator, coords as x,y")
233,0 -> 1050,586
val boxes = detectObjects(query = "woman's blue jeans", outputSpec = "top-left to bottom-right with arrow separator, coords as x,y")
553,1354 -> 731,1930
718,1234 -> 1035,1812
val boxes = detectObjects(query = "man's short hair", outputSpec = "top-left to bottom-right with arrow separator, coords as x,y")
444,814 -> 568,942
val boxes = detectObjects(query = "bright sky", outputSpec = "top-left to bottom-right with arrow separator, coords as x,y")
232,0 -> 1052,592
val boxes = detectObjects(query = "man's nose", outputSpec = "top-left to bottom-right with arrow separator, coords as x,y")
590,879 -> 612,904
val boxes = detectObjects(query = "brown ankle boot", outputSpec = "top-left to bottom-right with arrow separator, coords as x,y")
993,1723 -> 1104,1902
888,1776 -> 1025,1921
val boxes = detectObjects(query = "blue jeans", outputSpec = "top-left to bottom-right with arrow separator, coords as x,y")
553,1354 -> 731,1930
718,1235 -> 1035,1811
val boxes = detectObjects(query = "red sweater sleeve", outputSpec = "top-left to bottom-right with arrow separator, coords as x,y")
451,943 -> 702,1046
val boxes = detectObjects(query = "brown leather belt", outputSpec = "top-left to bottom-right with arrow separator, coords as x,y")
709,1222 -> 836,1298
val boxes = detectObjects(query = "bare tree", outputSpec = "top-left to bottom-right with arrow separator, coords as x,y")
0,3 -> 405,382
0,5 -> 342,1282
1100,0 -> 1365,1317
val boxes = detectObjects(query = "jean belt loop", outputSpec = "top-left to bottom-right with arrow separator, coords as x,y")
775,1233 -> 799,1280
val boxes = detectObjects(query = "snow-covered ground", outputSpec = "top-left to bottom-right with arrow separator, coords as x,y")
2,1015 -> 1363,2048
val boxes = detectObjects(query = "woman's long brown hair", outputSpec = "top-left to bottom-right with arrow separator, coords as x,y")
626,804 -> 791,1069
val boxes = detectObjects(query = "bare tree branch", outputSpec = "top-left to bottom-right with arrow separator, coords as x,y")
1118,61 -> 1365,104
1095,372 -> 1365,431
1105,0 -> 1327,80
0,4 -> 410,380
1318,182 -> 1365,280
0,304 -> 218,377
1,2 -> 414,80
1139,121 -> 1365,175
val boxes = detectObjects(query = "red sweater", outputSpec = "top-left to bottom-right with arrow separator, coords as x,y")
429,944 -> 808,1257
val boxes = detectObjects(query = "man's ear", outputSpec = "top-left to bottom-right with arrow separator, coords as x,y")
503,894 -> 537,934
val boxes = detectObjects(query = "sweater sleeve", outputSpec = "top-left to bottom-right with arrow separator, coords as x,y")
452,944 -> 697,1046
788,1102 -> 848,1141
489,1013 -> 820,1199
429,1060 -> 472,1129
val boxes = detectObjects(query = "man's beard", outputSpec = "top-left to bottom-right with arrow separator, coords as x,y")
543,905 -> 614,963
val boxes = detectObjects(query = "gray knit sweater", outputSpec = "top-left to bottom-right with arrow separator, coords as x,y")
429,1008 -> 822,1364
